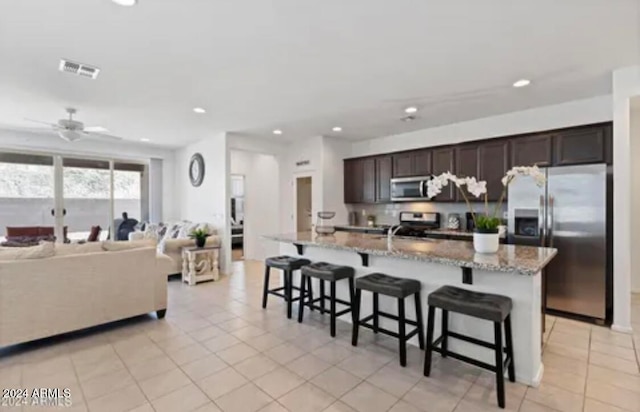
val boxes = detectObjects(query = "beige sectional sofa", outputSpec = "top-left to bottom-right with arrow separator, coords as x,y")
129,221 -> 221,274
0,241 -> 173,348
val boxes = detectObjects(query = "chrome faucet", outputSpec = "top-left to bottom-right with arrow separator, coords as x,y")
387,224 -> 404,244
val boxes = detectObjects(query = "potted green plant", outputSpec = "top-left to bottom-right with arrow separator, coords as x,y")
426,166 -> 546,253
190,228 -> 209,248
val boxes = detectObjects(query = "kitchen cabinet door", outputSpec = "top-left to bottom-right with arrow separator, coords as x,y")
431,147 -> 455,202
413,149 -> 432,176
343,159 -> 363,204
511,134 -> 552,167
376,156 -> 392,203
362,157 -> 376,204
393,153 -> 414,177
554,125 -> 606,166
479,140 -> 509,202
455,144 -> 479,202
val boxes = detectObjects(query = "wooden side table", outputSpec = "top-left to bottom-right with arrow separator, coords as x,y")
181,246 -> 220,286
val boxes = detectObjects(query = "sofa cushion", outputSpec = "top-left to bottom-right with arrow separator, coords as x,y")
102,239 -> 156,252
1,235 -> 55,247
55,242 -> 105,256
0,242 -> 55,260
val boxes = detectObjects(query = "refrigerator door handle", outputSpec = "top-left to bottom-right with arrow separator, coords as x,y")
548,195 -> 554,248
539,195 -> 546,246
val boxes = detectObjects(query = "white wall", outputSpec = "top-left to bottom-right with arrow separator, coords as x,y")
230,150 -> 280,261
351,96 -> 613,157
0,128 -> 177,221
612,66 -> 640,332
175,133 -> 231,274
632,99 -> 640,293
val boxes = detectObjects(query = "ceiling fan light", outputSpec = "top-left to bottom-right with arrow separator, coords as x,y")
58,130 -> 82,142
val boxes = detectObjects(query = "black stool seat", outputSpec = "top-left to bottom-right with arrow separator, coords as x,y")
265,256 -> 311,271
302,262 -> 355,281
356,273 -> 421,298
428,286 -> 512,322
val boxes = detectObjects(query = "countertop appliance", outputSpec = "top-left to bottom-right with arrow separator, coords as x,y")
393,211 -> 440,237
507,164 -> 611,322
390,176 -> 432,202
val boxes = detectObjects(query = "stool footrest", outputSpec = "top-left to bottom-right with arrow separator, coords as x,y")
432,347 -> 497,372
431,332 -> 512,374
447,331 -> 510,352
361,311 -> 420,327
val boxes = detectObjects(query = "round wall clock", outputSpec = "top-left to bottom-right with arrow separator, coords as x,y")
189,153 -> 205,187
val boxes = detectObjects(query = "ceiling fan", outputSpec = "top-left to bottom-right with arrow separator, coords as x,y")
24,108 -> 123,142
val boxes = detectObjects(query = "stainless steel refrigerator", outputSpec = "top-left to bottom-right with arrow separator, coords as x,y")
507,164 -> 611,322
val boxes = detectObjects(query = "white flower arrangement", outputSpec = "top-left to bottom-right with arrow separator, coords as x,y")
426,165 -> 546,231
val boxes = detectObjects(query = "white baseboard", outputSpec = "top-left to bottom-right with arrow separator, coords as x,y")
530,364 -> 544,387
611,324 -> 634,334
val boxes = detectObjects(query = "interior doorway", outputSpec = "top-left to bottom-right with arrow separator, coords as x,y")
230,174 -> 245,261
296,176 -> 313,232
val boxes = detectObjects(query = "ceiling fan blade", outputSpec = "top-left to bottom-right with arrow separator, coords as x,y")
83,126 -> 109,132
24,118 -> 58,127
83,132 -> 123,141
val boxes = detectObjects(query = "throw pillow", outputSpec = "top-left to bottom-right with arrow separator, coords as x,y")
87,226 -> 101,242
0,242 -> 55,261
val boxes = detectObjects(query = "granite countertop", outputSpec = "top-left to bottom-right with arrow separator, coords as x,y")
264,231 -> 556,276
334,225 -> 505,239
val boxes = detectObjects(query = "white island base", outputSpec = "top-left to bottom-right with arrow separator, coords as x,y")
276,242 -> 543,387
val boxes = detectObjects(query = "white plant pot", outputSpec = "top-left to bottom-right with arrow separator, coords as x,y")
473,232 -> 500,254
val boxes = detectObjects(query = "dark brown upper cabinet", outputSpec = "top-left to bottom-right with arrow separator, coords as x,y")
343,158 -> 363,204
455,144 -> 479,202
375,156 -> 393,203
554,125 -> 606,166
392,150 -> 431,177
362,157 -> 376,204
479,140 -> 510,201
413,150 -> 432,176
511,134 -> 552,167
431,147 -> 456,202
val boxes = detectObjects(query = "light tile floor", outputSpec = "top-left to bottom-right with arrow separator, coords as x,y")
1,260 -> 639,412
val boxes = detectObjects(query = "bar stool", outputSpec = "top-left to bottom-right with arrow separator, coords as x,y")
423,285 -> 515,409
352,273 -> 425,367
298,262 -> 355,337
262,256 -> 313,319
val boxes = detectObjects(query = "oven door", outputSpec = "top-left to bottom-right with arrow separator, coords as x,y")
390,176 -> 430,201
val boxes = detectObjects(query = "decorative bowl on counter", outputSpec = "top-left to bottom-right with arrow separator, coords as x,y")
315,211 -> 336,235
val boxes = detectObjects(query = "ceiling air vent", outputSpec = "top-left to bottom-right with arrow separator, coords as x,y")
58,59 -> 101,79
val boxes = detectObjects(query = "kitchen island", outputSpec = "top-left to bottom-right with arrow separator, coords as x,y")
264,231 -> 557,386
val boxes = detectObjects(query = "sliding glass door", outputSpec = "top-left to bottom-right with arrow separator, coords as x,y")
0,151 -> 148,244
0,153 -> 56,242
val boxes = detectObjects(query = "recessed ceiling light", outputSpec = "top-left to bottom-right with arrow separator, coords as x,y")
513,79 -> 531,88
111,0 -> 137,6
404,106 -> 418,114
140,138 -> 150,142
193,107 -> 206,114
332,126 -> 342,132
273,129 -> 283,135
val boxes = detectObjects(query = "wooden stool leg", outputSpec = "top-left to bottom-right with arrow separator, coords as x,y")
423,306 -> 435,376
319,280 -> 326,314
262,266 -> 270,309
285,270 -> 293,319
298,274 -> 307,323
307,276 -> 314,312
494,321 -> 505,409
351,289 -> 362,346
398,297 -> 407,367
348,277 -> 355,323
414,292 -> 425,350
441,310 -> 449,358
504,315 -> 516,382
330,281 -> 337,337
372,293 -> 379,334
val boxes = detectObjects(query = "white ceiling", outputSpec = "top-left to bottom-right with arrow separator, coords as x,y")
0,0 -> 638,147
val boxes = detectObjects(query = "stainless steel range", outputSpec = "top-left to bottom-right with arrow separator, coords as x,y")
393,211 -> 441,237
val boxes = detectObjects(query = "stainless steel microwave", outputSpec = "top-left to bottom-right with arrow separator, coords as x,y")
390,176 -> 432,202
